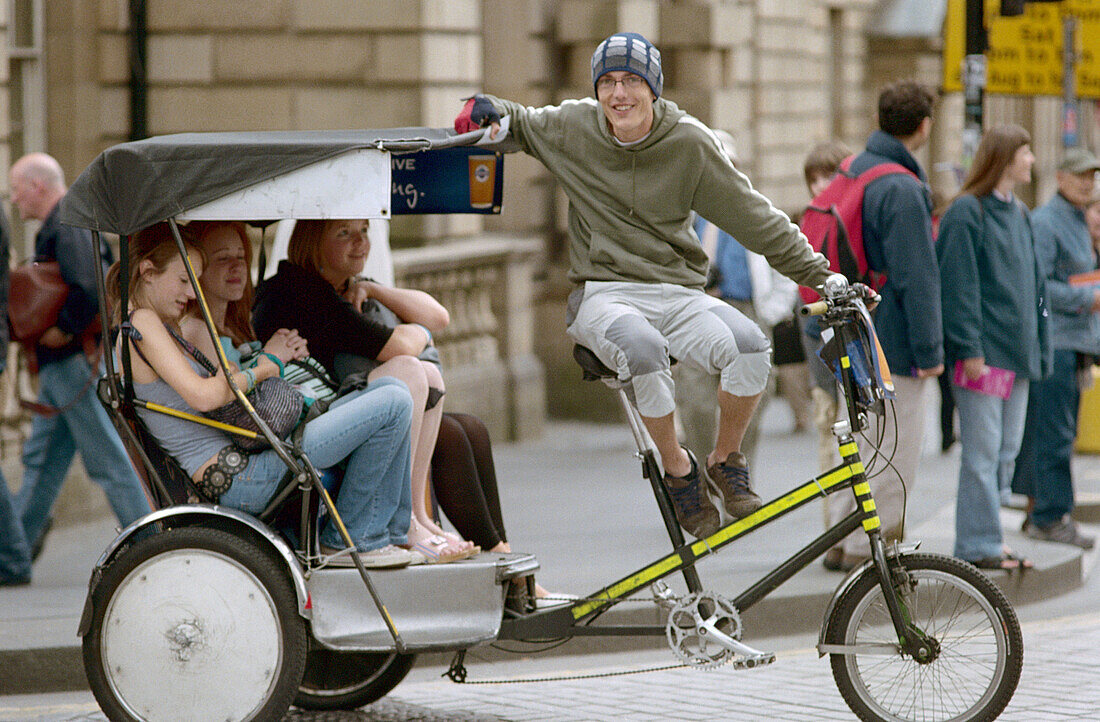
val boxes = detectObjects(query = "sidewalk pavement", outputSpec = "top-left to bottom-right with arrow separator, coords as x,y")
2,397 -> 1099,696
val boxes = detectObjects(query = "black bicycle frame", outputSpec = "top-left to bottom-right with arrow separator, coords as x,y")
499,299 -> 907,645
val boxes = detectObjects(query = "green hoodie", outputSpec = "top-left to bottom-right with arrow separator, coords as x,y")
486,94 -> 830,290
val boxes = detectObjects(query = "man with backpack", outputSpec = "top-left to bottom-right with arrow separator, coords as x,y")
818,80 -> 944,570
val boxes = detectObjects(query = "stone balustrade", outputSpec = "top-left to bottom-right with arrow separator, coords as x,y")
393,234 -> 545,441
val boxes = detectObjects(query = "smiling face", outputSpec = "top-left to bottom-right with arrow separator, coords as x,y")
197,225 -> 247,304
318,219 -> 371,287
596,71 -> 656,143
141,254 -> 201,322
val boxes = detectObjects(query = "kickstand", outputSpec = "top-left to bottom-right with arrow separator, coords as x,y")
445,649 -> 468,683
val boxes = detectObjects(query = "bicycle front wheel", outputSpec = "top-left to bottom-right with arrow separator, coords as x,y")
824,552 -> 1022,722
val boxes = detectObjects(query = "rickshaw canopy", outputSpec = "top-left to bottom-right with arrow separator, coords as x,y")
59,126 -> 512,237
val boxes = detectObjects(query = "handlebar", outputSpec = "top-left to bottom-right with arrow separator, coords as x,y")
800,301 -> 828,317
800,274 -> 880,318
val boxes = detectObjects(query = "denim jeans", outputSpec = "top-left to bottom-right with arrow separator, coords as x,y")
952,378 -> 1030,561
0,475 -> 31,581
220,380 -> 413,552
1013,349 -> 1079,528
16,353 -> 151,547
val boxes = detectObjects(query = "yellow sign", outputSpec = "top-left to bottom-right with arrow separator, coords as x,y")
943,0 -> 1100,99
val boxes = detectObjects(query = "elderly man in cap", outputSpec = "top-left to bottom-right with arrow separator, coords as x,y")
455,32 -> 830,539
1012,146 -> 1100,550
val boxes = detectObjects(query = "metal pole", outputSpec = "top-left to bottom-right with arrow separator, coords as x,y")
1062,14 -> 1079,148
128,0 -> 147,141
962,0 -> 988,168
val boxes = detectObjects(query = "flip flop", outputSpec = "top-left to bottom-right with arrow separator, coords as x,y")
410,534 -> 479,564
971,551 -> 1032,572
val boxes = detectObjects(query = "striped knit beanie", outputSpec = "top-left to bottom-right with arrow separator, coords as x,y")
591,33 -> 663,98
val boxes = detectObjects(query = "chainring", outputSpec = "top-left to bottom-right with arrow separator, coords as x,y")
665,591 -> 743,670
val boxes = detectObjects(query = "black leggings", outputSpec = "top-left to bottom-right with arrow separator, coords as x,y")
430,412 -> 507,550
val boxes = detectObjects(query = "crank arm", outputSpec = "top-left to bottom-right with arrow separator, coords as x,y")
700,619 -> 775,662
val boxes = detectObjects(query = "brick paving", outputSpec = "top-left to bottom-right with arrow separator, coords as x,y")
313,612 -> 1100,721
3,612 -> 1099,720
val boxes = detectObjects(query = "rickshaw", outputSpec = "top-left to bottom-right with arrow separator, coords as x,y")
62,126 -> 1022,722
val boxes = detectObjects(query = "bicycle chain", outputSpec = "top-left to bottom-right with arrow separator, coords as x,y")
446,587 -> 749,684
443,659 -> 691,685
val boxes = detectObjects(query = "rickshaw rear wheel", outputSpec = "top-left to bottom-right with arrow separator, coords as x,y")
82,525 -> 307,722
294,648 -> 416,711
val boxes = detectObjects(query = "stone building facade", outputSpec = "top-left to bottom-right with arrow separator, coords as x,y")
1,0 -> 1098,438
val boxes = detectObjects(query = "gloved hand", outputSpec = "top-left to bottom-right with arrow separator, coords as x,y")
851,282 -> 879,311
454,95 -> 501,134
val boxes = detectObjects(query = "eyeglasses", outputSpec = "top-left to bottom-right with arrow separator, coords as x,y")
596,74 -> 645,93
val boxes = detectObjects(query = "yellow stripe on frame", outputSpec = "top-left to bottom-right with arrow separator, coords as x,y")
574,462 -> 868,620
862,500 -> 876,513
853,482 -> 871,496
862,517 -> 881,531
692,463 -> 860,553
572,554 -> 683,619
838,442 -> 859,457
841,356 -> 851,368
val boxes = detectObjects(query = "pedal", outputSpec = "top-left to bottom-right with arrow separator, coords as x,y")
651,581 -> 678,611
731,650 -> 776,670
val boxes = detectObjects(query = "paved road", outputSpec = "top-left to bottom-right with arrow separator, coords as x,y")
3,608 -> 1099,721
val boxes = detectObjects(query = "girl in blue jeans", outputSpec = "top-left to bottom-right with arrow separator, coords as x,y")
109,223 -> 418,568
938,125 -> 1050,571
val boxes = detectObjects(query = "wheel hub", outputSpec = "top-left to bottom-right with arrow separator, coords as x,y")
166,620 -> 204,662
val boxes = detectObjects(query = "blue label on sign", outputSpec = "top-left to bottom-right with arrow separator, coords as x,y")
390,147 -> 504,215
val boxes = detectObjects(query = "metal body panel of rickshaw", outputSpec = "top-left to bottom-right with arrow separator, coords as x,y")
309,552 -> 539,652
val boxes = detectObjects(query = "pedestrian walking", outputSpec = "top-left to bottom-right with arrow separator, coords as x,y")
8,152 -> 151,560
0,205 -> 31,586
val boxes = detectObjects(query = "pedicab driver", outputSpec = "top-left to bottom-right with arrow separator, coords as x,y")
456,33 -> 831,539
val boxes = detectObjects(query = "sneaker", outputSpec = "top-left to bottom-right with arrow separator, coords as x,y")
357,545 -> 417,568
706,451 -> 763,519
320,544 -> 416,569
662,449 -> 720,539
1025,515 -> 1096,550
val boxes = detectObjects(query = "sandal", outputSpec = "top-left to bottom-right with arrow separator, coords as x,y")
410,534 -> 480,564
439,529 -> 478,553
971,551 -> 1033,572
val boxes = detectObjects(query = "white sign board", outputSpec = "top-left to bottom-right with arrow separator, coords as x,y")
178,148 -> 391,221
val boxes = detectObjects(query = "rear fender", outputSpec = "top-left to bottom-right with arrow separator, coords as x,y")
78,505 -> 310,636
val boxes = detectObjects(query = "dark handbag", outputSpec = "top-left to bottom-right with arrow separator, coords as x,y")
8,261 -> 68,345
167,325 -> 304,451
206,376 -> 305,451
